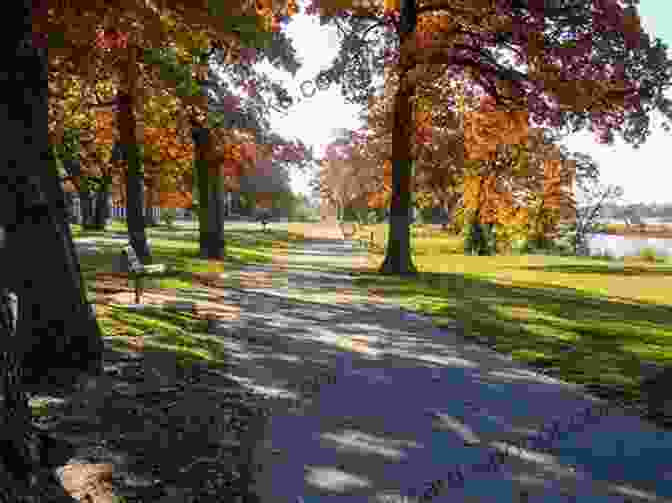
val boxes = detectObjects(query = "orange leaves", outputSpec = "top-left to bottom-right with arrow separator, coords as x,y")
144,127 -> 194,164
415,99 -> 433,146
95,110 -> 116,145
367,190 -> 391,210
159,190 -> 192,209
542,159 -> 563,210
464,108 -> 529,161
365,159 -> 393,209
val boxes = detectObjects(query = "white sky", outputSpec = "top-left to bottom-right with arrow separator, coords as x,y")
261,1 -> 672,204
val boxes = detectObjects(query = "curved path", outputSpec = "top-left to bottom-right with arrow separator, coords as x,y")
195,225 -> 672,503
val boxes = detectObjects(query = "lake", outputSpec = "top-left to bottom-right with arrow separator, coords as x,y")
587,232 -> 672,259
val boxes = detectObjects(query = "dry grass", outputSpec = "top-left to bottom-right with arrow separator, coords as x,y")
602,223 -> 672,238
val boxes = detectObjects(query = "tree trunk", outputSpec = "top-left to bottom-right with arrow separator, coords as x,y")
191,125 -> 225,259
379,66 -> 417,276
64,192 -> 80,225
441,199 -> 452,231
91,182 -> 110,231
79,188 -> 94,229
144,181 -> 158,227
0,6 -> 101,498
118,46 -> 151,263
0,289 -> 78,502
16,155 -> 105,387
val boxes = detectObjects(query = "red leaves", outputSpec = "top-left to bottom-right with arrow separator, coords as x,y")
95,29 -> 129,50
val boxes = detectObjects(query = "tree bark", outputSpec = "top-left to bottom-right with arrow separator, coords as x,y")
379,0 -> 417,275
207,173 -> 226,258
79,188 -> 94,229
118,45 -> 151,263
144,179 -> 158,227
379,69 -> 417,275
0,4 -> 101,498
91,181 -> 110,231
0,289 -> 78,502
191,125 -> 225,259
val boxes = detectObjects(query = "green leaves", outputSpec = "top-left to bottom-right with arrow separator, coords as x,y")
143,47 -> 201,97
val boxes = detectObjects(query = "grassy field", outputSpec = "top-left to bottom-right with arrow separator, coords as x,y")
352,223 -> 672,414
73,220 -> 672,422
601,222 -> 672,238
73,221 -> 310,368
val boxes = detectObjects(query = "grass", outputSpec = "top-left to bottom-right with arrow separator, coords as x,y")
75,220 -> 339,367
75,220 -> 672,422
351,223 -> 672,412
75,221 -> 291,362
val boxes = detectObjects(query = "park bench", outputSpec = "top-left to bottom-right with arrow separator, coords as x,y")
256,211 -> 272,231
121,243 -> 167,304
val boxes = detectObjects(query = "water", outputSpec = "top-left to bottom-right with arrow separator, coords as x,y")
586,233 -> 672,259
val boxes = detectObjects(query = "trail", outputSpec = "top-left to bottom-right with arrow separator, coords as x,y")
200,224 -> 672,503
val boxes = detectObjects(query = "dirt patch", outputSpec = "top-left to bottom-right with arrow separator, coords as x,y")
34,339 -> 272,502
36,272 -> 277,501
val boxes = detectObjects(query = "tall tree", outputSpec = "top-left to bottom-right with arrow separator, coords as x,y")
305,0 -> 672,274
0,0 -> 286,495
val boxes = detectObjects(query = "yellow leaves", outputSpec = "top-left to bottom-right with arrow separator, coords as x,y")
463,175 -> 482,210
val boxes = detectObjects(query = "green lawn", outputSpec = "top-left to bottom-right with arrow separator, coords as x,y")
74,220 -> 672,416
352,223 -> 672,411
74,221 -> 329,369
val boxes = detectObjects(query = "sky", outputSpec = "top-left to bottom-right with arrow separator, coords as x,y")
258,0 -> 672,205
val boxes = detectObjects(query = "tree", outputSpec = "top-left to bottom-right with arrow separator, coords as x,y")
305,0 -> 672,275
556,176 -> 624,256
317,135 -> 380,223
0,0 -> 287,496
178,27 -> 304,258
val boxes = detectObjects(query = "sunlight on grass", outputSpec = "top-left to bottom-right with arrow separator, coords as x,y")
76,220 -> 672,419
346,223 -> 672,410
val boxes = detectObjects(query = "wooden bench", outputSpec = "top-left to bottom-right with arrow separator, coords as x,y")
122,244 -> 167,304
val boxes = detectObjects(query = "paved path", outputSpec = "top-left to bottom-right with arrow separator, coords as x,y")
74,225 -> 672,502
192,228 -> 672,503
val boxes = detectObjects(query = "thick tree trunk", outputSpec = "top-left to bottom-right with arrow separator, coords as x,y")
144,174 -> 159,227
91,184 -> 110,231
207,174 -> 226,258
16,154 -> 105,387
118,47 -> 151,263
379,66 -> 417,276
0,289 -> 78,502
0,5 -> 101,499
65,192 -> 80,225
441,199 -> 453,231
79,189 -> 94,229
192,125 -> 225,259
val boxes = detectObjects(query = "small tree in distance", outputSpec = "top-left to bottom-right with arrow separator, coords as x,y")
557,178 -> 625,257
